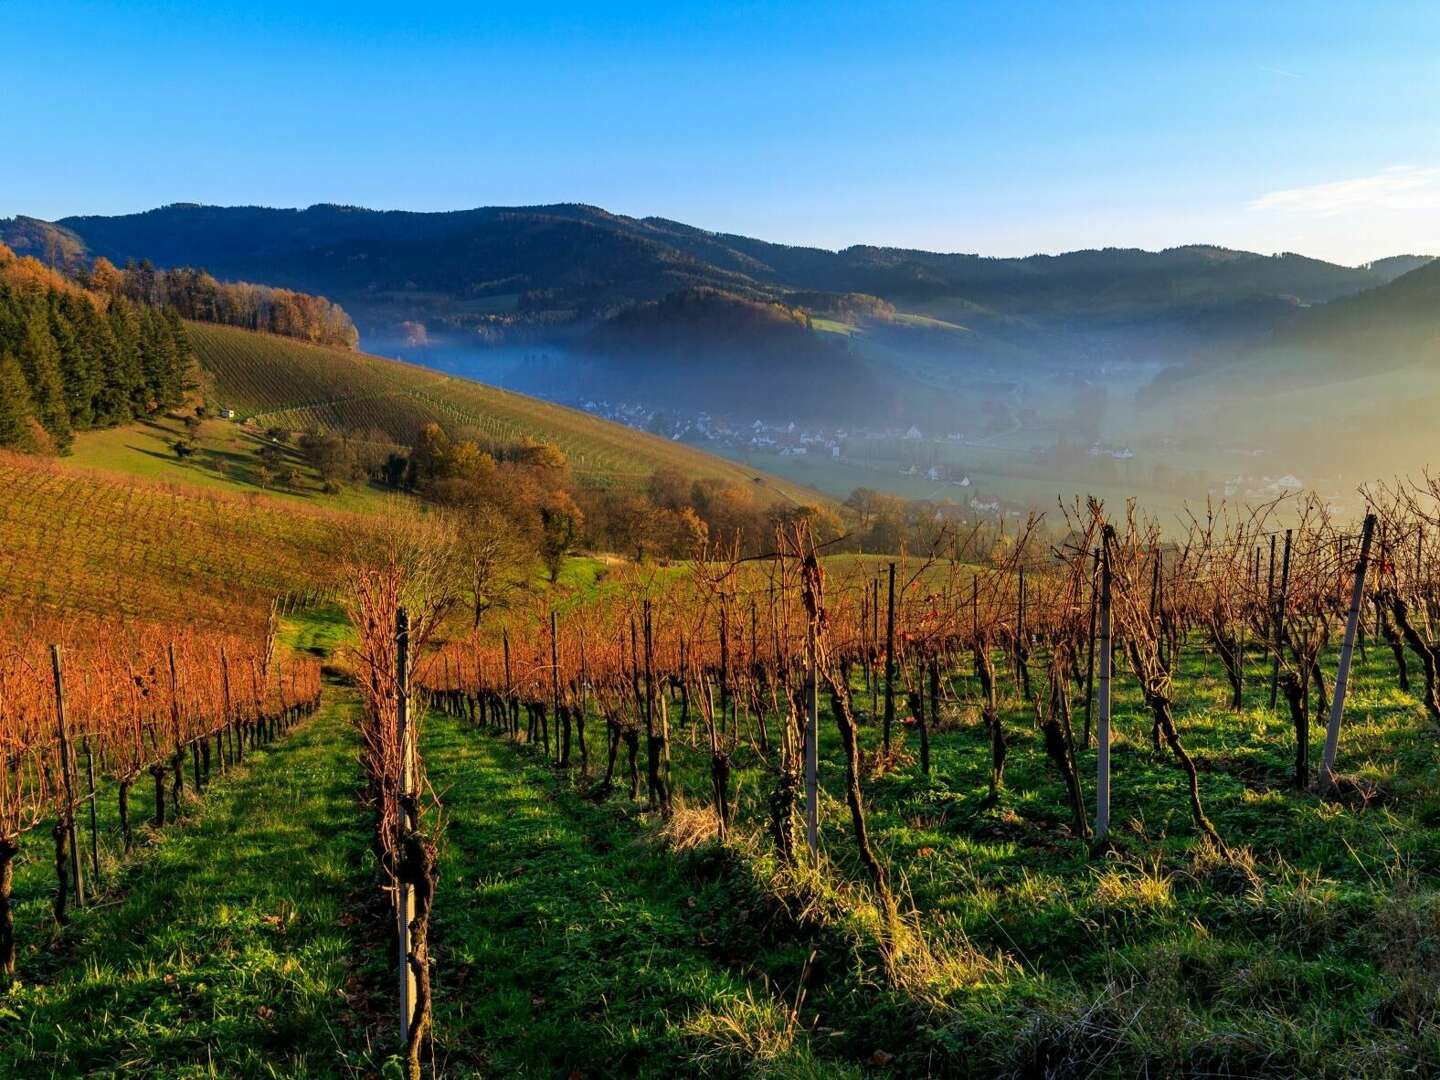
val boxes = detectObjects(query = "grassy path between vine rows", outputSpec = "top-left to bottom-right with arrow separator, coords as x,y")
421,709 -> 860,1079
0,691 -> 381,1078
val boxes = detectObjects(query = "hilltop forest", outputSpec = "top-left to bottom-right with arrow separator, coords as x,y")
0,244 -> 358,451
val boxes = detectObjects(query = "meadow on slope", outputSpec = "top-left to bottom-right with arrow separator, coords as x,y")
188,321 -> 823,503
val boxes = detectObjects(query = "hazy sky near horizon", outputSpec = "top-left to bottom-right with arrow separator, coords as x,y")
5,0 -> 1438,265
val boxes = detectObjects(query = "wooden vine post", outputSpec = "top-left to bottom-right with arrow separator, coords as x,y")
49,645 -> 85,911
167,644 -> 185,816
220,647 -> 235,768
577,633 -> 590,774
870,576 -> 880,719
1095,529 -> 1114,843
550,610 -> 563,768
395,607 -> 417,1051
643,601 -> 671,816
1319,514 -> 1377,793
1264,534 -> 1277,658
502,628 -> 515,736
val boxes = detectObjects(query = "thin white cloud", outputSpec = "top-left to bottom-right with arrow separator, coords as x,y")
1250,166 -> 1440,216
1259,64 -> 1302,80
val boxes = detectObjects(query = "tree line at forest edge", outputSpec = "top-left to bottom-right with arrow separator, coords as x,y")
0,243 -> 358,452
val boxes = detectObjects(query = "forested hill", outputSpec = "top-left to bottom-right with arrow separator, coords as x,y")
4,204 -> 1427,341
0,243 -> 193,450
1165,249 -> 1440,385
579,287 -> 900,422
0,242 -> 356,451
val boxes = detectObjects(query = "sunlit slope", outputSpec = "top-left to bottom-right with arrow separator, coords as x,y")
188,322 -> 825,503
0,453 -> 357,628
1153,257 -> 1440,484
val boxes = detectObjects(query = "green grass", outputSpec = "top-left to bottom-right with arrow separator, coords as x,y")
5,593 -> 1434,1075
888,312 -> 969,331
0,692 -> 383,1078
466,636 -> 1440,1075
280,603 -> 357,656
420,708 -> 855,1078
67,415 -> 404,515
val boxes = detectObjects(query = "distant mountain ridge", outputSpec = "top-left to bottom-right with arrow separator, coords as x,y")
3,204 -> 1426,336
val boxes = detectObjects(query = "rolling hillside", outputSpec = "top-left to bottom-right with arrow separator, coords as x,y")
8,205 -> 1422,325
187,321 -> 825,504
1143,257 -> 1440,485
9,205 -> 1428,382
0,320 -> 831,632
10,203 -> 1434,437
0,451 -> 360,628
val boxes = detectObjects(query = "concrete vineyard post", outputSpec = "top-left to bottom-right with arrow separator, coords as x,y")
805,615 -> 819,860
1320,514 -> 1377,793
883,561 -> 896,753
1082,547 -> 1099,747
1095,531 -> 1114,843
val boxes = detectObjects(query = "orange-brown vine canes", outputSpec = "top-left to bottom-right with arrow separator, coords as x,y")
0,617 -> 320,978
1101,511 -> 1227,853
344,530 -> 451,1080
791,527 -> 901,953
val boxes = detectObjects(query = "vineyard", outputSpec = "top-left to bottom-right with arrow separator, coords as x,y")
188,321 -> 825,499
11,7 -> 1438,1076
0,610 -> 321,976
0,451 -> 367,628
384,486 -> 1440,1075
4,474 -> 1440,1076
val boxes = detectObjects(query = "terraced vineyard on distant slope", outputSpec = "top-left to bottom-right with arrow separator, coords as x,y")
188,321 -> 822,500
0,452 -> 358,627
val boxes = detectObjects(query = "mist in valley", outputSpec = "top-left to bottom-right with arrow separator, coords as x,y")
374,262 -> 1440,530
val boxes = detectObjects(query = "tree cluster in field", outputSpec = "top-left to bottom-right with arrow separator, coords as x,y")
332,413 -> 1021,569
780,290 -> 896,322
384,422 -> 597,582
0,244 -> 194,452
84,259 -> 358,350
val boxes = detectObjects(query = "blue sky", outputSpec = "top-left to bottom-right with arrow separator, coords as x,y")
4,0 -> 1438,263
